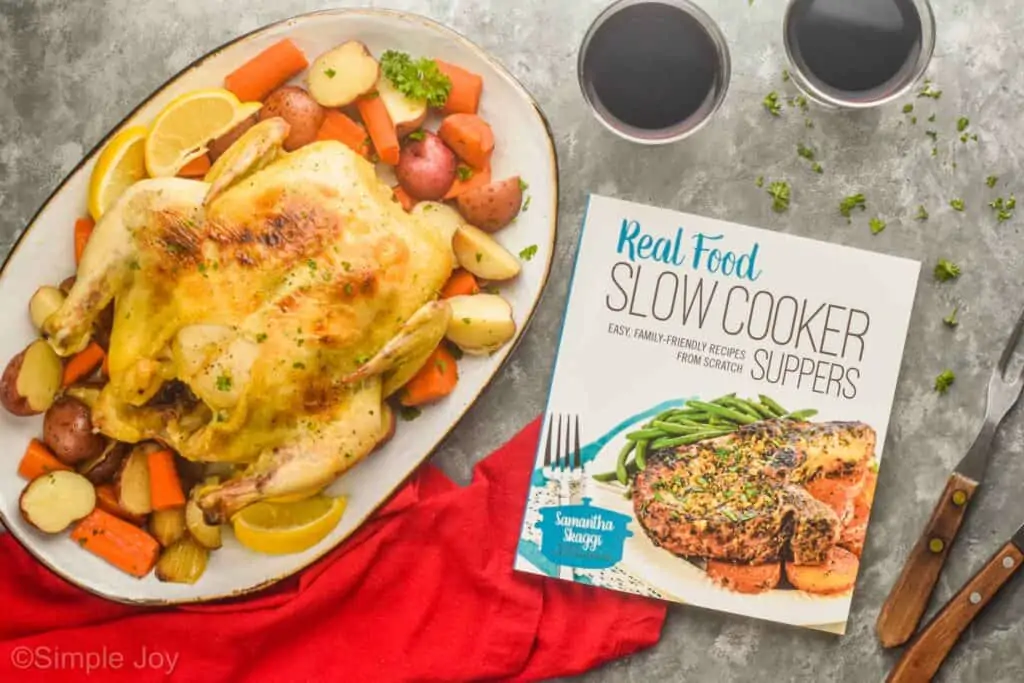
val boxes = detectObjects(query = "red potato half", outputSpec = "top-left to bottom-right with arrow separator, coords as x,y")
456,176 -> 524,233
307,41 -> 379,107
116,445 -> 154,516
0,340 -> 63,417
20,470 -> 97,533
44,396 -> 107,466
29,285 -> 66,331
396,132 -> 457,201
258,86 -> 325,151
378,76 -> 428,137
444,294 -> 516,356
452,224 -> 521,281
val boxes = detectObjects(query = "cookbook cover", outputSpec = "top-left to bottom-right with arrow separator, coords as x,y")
514,194 -> 920,634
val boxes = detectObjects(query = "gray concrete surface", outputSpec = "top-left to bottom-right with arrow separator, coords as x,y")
2,0 -> 1023,680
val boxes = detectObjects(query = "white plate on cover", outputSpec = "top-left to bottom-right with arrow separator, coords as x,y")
0,8 -> 558,604
587,411 -> 851,633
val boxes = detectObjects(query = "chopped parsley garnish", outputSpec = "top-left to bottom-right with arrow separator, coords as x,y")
928,113 -> 936,122
839,193 -> 866,218
782,69 -> 790,82
481,284 -> 499,295
475,252 -> 482,263
950,198 -> 965,212
519,178 -> 529,192
811,162 -> 823,174
911,116 -> 917,125
934,259 -> 961,282
435,359 -> 447,374
522,195 -> 532,212
255,333 -> 268,343
344,283 -> 354,296
768,181 -> 790,212
216,374 -> 232,391
869,217 -> 886,235
519,244 -> 538,261
398,405 -> 422,421
805,117 -> 814,129
755,176 -> 764,188
918,80 -> 942,99
793,95 -> 808,111
916,205 -> 929,220
763,91 -> 782,116
797,142 -> 815,160
934,369 -> 955,394
943,306 -> 959,328
379,50 -> 451,107
456,165 -> 473,181
903,103 -> 914,114
925,129 -> 938,141
960,133 -> 970,143
990,196 -> 1016,222
324,68 -> 337,79
462,317 -> 472,324
407,130 -> 426,141
956,117 -> 970,132
987,175 -> 999,188
293,362 -> 306,370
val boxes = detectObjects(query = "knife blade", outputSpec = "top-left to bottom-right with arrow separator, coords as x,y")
887,520 -> 1024,683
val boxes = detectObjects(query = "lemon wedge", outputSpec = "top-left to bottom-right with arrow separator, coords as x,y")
87,125 -> 148,220
232,495 -> 347,555
144,88 -> 262,177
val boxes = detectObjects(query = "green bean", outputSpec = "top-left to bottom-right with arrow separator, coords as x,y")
720,397 -> 761,419
592,470 -> 620,482
686,400 -> 758,425
665,416 -> 707,428
652,420 -> 703,436
786,409 -> 818,420
616,442 -> 636,484
758,394 -> 788,417
635,439 -> 648,471
626,428 -> 666,441
709,392 -> 737,404
744,398 -> 776,420
651,429 -> 734,449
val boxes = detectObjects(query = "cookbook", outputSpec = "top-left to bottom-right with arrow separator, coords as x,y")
514,194 -> 920,634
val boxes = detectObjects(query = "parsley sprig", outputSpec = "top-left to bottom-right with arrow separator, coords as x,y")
379,51 -> 451,107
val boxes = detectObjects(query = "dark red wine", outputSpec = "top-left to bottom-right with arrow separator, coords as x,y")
786,0 -> 923,97
580,1 -> 726,137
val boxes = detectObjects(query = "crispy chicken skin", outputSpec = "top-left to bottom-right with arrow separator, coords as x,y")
43,119 -> 455,522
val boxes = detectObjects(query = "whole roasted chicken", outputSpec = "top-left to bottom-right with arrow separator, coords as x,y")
44,119 -> 454,523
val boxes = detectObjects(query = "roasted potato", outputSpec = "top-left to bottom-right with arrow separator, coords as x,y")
410,202 -> 462,260
185,496 -> 223,549
785,547 -> 860,595
378,76 -> 428,137
456,177 -> 523,232
307,41 -> 379,107
259,86 -> 325,151
79,441 -> 128,486
452,224 -> 521,281
208,113 -> 258,162
116,444 -> 154,516
444,294 -> 516,355
1,340 -> 63,417
706,560 -> 781,594
396,132 -> 457,201
19,471 -> 96,533
156,537 -> 209,584
43,396 -> 107,466
28,286 -> 66,331
64,382 -> 104,410
150,507 -> 187,547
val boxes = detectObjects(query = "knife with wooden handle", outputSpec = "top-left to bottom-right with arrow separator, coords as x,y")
878,306 -> 1024,648
886,527 -> 1024,683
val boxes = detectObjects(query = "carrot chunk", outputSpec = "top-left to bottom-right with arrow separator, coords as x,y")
436,60 -> 483,114
95,484 -> 147,526
392,185 -> 417,212
316,110 -> 371,158
356,94 -> 401,165
71,509 -> 160,578
177,154 -> 212,177
400,345 -> 459,406
17,439 -> 71,480
63,342 -> 105,387
147,449 -> 186,510
74,217 -> 95,265
444,163 -> 491,200
440,269 -> 480,299
224,38 -> 309,102
438,114 -> 494,169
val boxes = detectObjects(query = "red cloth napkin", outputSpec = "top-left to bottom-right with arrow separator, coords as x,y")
0,418 -> 666,682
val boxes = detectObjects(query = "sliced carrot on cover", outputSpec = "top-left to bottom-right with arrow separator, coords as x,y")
74,217 -> 95,265
316,110 -> 371,158
400,344 -> 459,406
147,450 -> 186,510
71,508 -> 161,578
392,185 -> 417,212
101,351 -> 110,378
17,439 -> 71,480
63,342 -> 105,387
440,269 -> 480,299
444,163 -> 491,199
438,114 -> 494,169
95,484 -> 147,526
177,154 -> 212,177
224,38 -> 309,102
356,94 -> 400,165
436,60 -> 483,114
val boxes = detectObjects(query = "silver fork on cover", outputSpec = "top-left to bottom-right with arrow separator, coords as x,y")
543,413 -> 583,581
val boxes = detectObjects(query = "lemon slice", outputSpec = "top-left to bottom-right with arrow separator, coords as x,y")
87,125 -> 148,220
144,88 -> 262,177
232,495 -> 347,555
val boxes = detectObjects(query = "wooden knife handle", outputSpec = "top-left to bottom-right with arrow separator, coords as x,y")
887,542 -> 1023,683
876,471 -> 979,647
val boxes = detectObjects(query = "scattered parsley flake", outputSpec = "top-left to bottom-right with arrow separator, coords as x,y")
407,130 -> 426,141
943,306 -> 959,328
811,162 -> 823,174
522,195 -> 532,212
839,193 -> 867,218
869,217 -> 887,235
216,374 -> 232,391
782,69 -> 790,82
805,118 -> 814,129
324,68 -> 337,78
475,252 -> 482,263
767,181 -> 790,212
928,113 -> 936,122
950,198 -> 965,212
911,116 -> 917,124
379,50 -> 452,107
903,103 -> 914,114
987,175 -> 999,188
797,142 -> 815,161
519,244 -> 538,261
925,129 -> 938,141
293,362 -> 306,370
957,117 -> 970,132
519,178 -> 529,192
255,333 -> 268,343
398,405 -> 422,421
934,259 -> 961,282
456,165 -> 473,181
793,95 -> 808,111
918,81 -> 943,99
934,370 -> 955,394
960,133 -> 970,143
931,147 -> 938,157
916,205 -> 929,220
481,284 -> 499,295
763,91 -> 782,116
462,317 -> 471,324
755,176 -> 764,188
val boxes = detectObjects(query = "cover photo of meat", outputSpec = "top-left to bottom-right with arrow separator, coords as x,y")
515,195 -> 919,634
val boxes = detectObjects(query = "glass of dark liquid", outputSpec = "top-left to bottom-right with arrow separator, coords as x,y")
577,0 -> 731,144
783,0 -> 935,109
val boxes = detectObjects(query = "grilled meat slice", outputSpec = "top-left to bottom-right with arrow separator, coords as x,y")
632,419 -> 874,565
